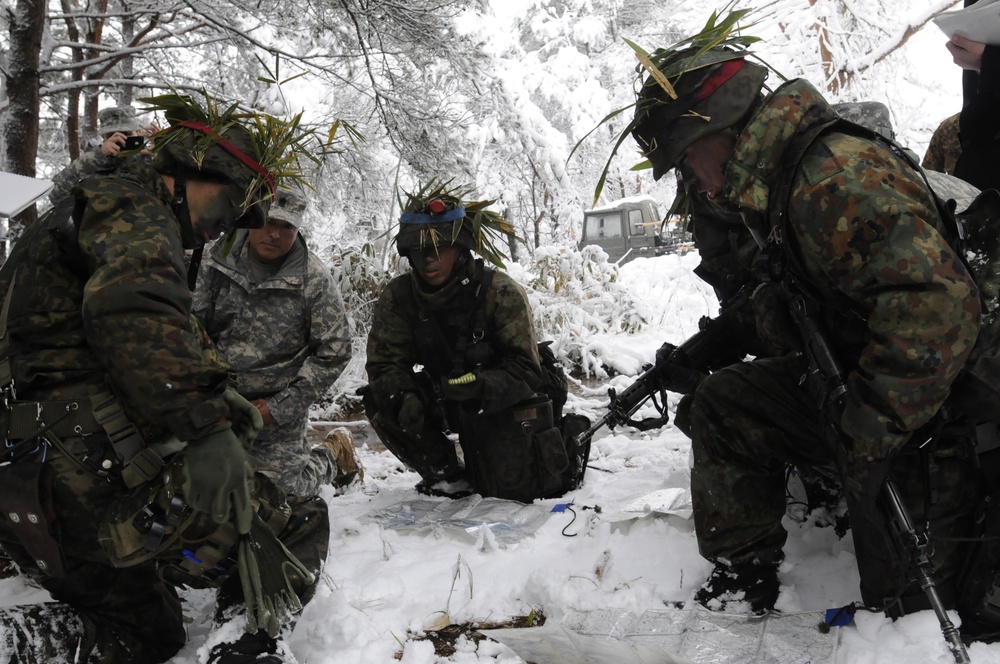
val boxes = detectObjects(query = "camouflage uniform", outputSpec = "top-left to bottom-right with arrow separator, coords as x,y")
365,257 -> 546,491
0,158 -> 325,662
48,148 -> 127,206
193,230 -> 352,496
686,79 -> 983,610
922,113 -> 962,176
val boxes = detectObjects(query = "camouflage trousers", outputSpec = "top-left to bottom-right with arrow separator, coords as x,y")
251,431 -> 339,497
687,355 -> 982,613
0,431 -> 329,663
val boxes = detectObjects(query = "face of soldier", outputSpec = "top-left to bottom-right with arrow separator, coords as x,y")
249,218 -> 299,263
410,244 -> 460,287
678,129 -> 737,200
186,182 -> 243,245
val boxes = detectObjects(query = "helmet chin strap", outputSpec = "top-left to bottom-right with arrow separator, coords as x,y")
169,172 -> 204,289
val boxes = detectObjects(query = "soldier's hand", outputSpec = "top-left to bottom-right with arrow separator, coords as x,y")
181,423 -> 253,534
441,372 -> 483,402
397,392 -> 425,432
222,387 -> 264,447
654,344 -> 706,395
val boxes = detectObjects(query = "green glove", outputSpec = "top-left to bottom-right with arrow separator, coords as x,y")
238,511 -> 316,637
397,392 -> 425,432
181,423 -> 253,534
222,387 -> 264,448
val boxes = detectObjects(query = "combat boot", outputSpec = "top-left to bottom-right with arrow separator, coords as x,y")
321,427 -> 364,488
206,629 -> 296,664
694,560 -> 780,615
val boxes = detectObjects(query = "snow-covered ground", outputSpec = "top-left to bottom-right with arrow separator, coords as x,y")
4,252 -> 996,663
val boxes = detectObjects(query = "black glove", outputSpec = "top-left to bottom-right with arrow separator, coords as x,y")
222,387 -> 264,449
181,423 -> 253,534
441,372 -> 483,402
654,343 -> 707,395
397,392 -> 425,432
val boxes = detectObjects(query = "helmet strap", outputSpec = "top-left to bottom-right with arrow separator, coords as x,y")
169,172 -> 204,289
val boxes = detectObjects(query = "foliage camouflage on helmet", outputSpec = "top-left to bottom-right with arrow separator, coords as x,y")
394,181 -> 517,268
572,4 -> 777,204
141,92 -> 318,230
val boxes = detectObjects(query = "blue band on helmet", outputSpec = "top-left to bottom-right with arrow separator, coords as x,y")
399,207 -> 466,224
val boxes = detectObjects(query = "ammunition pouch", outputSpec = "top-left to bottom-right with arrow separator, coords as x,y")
560,413 -> 593,492
460,394 -> 568,503
0,461 -> 67,577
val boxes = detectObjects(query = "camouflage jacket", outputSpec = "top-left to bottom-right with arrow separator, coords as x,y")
48,148 -> 123,206
0,159 -> 232,442
366,258 -> 543,417
724,79 -> 981,459
192,230 -> 351,446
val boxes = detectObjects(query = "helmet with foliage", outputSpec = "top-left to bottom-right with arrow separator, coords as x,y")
632,45 -> 769,181
143,92 -> 315,230
577,6 -> 774,202
394,181 -> 517,268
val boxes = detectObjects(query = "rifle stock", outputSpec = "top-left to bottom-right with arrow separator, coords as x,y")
785,280 -> 970,664
574,308 -> 744,450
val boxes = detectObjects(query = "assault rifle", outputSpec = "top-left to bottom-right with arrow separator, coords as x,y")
785,278 -> 971,664
574,305 -> 747,449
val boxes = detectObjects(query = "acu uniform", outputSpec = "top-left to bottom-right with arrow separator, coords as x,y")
193,228 -> 353,496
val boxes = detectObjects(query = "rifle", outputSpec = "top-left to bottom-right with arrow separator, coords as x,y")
785,278 -> 970,664
574,306 -> 747,449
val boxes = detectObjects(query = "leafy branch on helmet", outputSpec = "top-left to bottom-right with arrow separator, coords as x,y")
569,3 -> 775,205
395,181 -> 519,269
140,91 -> 320,213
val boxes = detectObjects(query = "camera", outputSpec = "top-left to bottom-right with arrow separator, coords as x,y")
123,135 -> 146,151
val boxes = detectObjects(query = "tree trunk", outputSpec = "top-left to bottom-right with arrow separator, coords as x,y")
3,0 -> 46,234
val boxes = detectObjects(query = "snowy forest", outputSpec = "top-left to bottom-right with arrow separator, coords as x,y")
4,2 -> 997,663
0,0 -> 968,398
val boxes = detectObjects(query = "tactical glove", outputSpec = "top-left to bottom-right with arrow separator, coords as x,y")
441,372 -> 483,402
397,392 -> 425,433
654,343 -> 707,395
181,423 -> 253,534
222,387 -> 264,449
237,511 -> 315,638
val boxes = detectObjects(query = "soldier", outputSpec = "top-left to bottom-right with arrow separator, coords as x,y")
0,93 -> 327,663
624,23 -> 984,630
922,113 -> 962,176
48,105 -> 156,205
193,188 -> 361,497
364,183 -> 573,503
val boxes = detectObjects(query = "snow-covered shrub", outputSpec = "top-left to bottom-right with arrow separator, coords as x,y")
507,243 -> 649,377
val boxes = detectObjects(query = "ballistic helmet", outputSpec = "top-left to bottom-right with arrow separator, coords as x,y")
394,182 -> 516,267
632,46 -> 768,181
144,93 -> 311,230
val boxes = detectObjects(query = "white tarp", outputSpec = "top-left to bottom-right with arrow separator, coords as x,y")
482,607 -> 840,664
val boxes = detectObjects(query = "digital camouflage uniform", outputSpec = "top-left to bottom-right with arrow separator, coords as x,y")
0,156 -> 326,662
922,113 -> 962,176
686,78 -> 983,611
193,229 -> 352,496
365,258 -> 551,497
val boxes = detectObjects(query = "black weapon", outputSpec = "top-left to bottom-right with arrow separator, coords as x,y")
785,278 -> 970,664
575,308 -> 746,449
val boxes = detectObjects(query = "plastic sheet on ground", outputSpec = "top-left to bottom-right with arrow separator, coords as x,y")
481,607 -> 840,664
360,495 -> 552,546
621,488 -> 693,519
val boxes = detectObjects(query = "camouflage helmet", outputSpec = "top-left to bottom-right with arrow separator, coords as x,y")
632,46 -> 768,181
831,101 -> 895,140
394,181 -> 517,268
143,93 -> 313,230
268,188 -> 309,228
